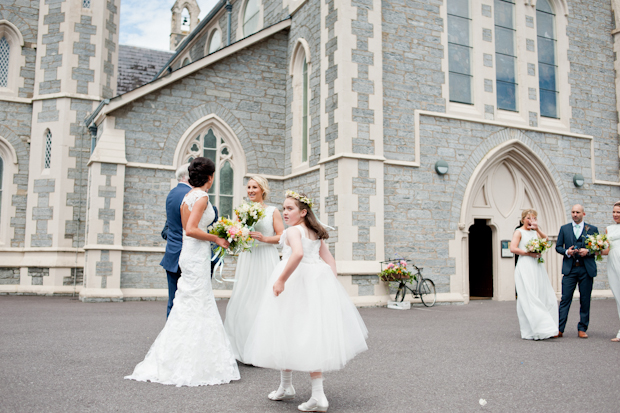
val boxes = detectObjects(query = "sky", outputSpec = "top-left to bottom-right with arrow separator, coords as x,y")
119,0 -> 220,51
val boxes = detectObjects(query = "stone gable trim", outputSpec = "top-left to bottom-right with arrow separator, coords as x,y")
94,18 -> 292,125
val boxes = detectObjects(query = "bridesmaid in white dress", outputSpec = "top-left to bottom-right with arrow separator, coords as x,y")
224,176 -> 284,362
125,157 -> 240,386
601,201 -> 620,342
510,209 -> 559,340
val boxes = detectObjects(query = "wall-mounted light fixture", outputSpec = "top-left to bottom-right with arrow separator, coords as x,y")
434,160 -> 449,175
573,173 -> 584,188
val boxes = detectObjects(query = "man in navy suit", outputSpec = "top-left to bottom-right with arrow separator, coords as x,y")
555,204 -> 598,338
160,164 -> 192,318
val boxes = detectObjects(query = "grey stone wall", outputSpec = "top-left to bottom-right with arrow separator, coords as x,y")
114,32 -> 288,176
323,160 -> 338,255
324,0 -> 337,157
353,160 -> 375,260
121,251 -> 169,289
72,15 -> 96,95
102,0 -> 118,99
0,107 -> 31,247
63,268 -> 83,286
31,179 -> 54,247
28,267 -> 49,285
0,267 -> 19,285
0,4 -> 40,98
39,0 -> 65,95
381,0 -> 445,162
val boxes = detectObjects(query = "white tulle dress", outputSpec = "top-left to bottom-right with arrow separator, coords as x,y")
243,225 -> 369,372
125,190 -> 240,386
514,228 -> 559,340
224,205 -> 281,362
605,224 -> 620,339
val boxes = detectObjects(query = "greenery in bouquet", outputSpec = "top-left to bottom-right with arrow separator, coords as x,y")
585,233 -> 609,262
234,201 -> 266,230
209,217 -> 252,256
378,260 -> 416,283
525,237 -> 553,263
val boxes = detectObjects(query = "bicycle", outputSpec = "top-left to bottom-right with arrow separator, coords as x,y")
379,259 -> 437,307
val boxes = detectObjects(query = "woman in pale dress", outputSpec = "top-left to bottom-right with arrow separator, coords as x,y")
224,176 -> 284,362
601,201 -> 620,342
510,209 -> 559,340
125,157 -> 240,386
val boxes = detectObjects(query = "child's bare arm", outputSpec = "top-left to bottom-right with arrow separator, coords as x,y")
319,240 -> 337,277
273,228 -> 304,296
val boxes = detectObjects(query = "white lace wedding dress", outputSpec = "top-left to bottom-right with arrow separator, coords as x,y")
243,225 -> 368,372
606,224 -> 620,339
514,228 -> 559,340
125,190 -> 240,386
224,205 -> 280,363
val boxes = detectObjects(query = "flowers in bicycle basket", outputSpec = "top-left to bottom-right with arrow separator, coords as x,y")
378,260 -> 416,283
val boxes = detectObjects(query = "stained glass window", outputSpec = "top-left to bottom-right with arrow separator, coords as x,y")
208,30 -> 221,54
44,130 -> 52,169
184,128 -> 236,219
243,0 -> 260,37
537,0 -> 558,118
495,0 -> 518,111
0,37 -> 10,88
447,0 -> 472,104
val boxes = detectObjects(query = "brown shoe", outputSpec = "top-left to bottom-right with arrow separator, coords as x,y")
553,332 -> 563,338
578,331 -> 588,338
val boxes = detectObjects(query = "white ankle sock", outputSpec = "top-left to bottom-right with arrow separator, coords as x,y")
311,377 -> 327,404
281,370 -> 293,389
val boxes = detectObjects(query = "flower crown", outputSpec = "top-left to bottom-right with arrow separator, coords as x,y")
286,190 -> 314,209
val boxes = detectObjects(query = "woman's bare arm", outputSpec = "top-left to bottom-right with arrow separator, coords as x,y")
181,196 -> 229,248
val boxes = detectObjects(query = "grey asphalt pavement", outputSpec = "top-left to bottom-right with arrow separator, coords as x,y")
2,296 -> 620,412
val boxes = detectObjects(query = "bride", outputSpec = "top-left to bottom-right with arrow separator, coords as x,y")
125,157 -> 240,386
510,209 -> 559,340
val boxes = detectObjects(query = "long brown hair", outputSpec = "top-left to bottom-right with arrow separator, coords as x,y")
287,193 -> 329,240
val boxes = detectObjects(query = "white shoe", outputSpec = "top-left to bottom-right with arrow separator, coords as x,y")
268,386 -> 296,401
298,397 -> 329,412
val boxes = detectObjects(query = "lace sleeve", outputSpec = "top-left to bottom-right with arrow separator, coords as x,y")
182,190 -> 209,211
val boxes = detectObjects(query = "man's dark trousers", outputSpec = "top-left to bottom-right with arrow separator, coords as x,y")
166,268 -> 182,318
558,264 -> 593,333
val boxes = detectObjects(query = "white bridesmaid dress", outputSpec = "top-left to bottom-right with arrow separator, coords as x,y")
514,228 -> 559,340
125,190 -> 240,386
243,225 -> 368,372
224,205 -> 281,362
605,224 -> 620,339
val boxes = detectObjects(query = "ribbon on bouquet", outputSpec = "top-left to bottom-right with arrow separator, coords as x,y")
211,246 -> 236,284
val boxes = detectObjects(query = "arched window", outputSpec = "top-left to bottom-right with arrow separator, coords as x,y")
447,0 -> 472,104
0,37 -> 9,88
208,30 -> 221,54
182,57 -> 190,67
290,40 -> 311,168
243,0 -> 260,37
537,0 -> 558,118
181,8 -> 191,33
495,0 -> 517,112
82,0 -> 91,8
183,127 -> 239,219
44,129 -> 52,169
0,155 -> 3,227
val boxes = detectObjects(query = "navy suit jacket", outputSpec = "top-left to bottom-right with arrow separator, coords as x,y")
160,183 -> 192,273
555,222 -> 598,278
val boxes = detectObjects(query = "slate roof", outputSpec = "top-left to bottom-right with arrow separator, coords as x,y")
116,45 -> 174,95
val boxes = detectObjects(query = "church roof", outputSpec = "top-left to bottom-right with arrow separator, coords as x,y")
117,45 -> 174,95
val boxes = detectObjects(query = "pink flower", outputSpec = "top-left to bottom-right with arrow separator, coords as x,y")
400,260 -> 407,267
228,226 -> 239,236
387,263 -> 395,269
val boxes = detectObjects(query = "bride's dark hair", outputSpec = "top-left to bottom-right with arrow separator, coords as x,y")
287,193 -> 329,240
188,157 -> 215,187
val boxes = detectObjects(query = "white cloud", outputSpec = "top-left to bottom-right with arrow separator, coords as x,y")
119,0 -> 221,51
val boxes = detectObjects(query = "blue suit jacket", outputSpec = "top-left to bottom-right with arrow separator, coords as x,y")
555,222 -> 598,278
160,183 -> 192,273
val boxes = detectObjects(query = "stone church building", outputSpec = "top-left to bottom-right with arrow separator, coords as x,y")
1,0 -> 619,304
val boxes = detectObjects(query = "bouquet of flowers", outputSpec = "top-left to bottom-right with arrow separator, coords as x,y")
585,233 -> 609,262
378,260 -> 416,283
209,217 -> 252,256
525,237 -> 553,263
234,202 -> 266,230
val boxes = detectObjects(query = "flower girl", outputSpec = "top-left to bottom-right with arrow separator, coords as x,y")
244,191 -> 368,412
224,176 -> 284,362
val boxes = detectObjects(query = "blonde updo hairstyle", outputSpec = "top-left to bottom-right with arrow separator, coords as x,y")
520,209 -> 538,224
248,175 -> 270,201
614,200 -> 620,208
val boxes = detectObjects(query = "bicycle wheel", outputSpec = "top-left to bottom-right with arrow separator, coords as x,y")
394,283 -> 406,302
418,279 -> 436,307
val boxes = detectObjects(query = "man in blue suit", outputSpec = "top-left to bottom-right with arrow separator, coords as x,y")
160,164 -> 192,318
555,204 -> 598,338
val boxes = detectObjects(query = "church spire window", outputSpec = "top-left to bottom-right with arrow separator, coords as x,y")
0,37 -> 10,88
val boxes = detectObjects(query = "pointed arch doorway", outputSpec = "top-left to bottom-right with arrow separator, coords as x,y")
456,139 -> 565,301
